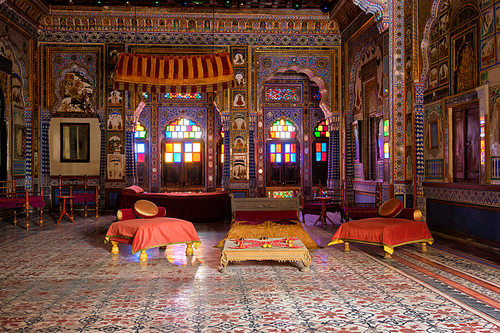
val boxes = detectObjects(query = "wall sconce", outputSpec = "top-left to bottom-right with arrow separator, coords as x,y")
320,1 -> 331,13
238,0 -> 245,8
181,0 -> 189,6
223,0 -> 232,7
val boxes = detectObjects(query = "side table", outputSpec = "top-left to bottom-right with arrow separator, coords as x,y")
56,195 -> 75,225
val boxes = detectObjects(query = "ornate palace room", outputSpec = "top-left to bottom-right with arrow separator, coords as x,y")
0,0 -> 499,331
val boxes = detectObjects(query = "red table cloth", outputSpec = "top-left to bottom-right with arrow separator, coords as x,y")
105,217 -> 201,254
328,217 -> 434,254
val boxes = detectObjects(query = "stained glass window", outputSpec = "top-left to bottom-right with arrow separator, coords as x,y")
165,118 -> 202,139
384,142 -> 389,159
269,143 -> 296,163
164,118 -> 203,164
269,119 -> 296,139
313,120 -> 330,138
164,92 -> 202,99
134,122 -> 147,163
384,120 -> 389,137
266,88 -> 299,101
315,142 -> 327,162
134,122 -> 147,139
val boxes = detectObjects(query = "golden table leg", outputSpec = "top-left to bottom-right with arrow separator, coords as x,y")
186,243 -> 194,255
111,241 -> 119,254
139,250 -> 148,261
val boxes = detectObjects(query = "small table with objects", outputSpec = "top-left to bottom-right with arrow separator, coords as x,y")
220,238 -> 311,273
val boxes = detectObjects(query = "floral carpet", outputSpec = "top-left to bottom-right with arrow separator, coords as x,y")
0,211 -> 499,332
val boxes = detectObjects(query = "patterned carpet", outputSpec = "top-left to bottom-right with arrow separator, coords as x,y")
0,211 -> 499,332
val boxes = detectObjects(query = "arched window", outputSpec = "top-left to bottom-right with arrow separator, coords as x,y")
134,122 -> 148,188
267,118 -> 300,186
162,118 -> 204,189
312,120 -> 330,186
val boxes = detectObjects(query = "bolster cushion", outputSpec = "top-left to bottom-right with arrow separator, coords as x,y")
378,198 -> 403,218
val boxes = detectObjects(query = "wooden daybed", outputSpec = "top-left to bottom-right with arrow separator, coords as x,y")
216,196 -> 320,250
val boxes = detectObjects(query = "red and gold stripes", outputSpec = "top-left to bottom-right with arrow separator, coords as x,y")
114,52 -> 235,93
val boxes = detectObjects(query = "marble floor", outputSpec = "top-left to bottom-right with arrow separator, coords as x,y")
0,210 -> 499,332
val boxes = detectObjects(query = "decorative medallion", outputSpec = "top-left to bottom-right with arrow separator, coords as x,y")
262,58 -> 272,68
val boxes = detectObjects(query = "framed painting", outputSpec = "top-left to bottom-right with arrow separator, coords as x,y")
481,36 -> 495,69
60,123 -> 90,163
438,61 -> 449,86
482,7 -> 494,38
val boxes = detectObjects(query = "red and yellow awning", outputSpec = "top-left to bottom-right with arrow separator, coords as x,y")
114,52 -> 235,93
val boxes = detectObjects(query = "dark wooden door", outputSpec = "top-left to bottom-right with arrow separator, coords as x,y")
452,104 -> 479,183
466,107 -> 479,181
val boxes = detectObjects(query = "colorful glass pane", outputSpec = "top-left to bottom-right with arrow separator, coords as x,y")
269,118 -> 297,139
164,92 -> 202,99
193,153 -> 201,162
384,120 -> 389,137
136,143 -> 145,153
266,87 -> 299,101
173,153 -> 182,163
314,120 -> 330,138
165,117 -> 202,139
165,153 -> 173,163
136,154 -> 145,163
185,153 -> 193,162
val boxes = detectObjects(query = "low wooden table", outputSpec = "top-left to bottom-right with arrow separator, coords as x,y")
220,238 -> 311,273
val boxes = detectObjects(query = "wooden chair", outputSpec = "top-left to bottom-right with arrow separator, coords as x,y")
58,175 -> 98,220
342,183 -> 382,222
301,184 -> 345,223
0,179 -> 44,229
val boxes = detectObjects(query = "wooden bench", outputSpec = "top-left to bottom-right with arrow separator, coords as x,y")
0,179 -> 45,229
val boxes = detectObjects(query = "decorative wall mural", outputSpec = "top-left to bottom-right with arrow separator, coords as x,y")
233,52 -> 245,66
107,111 -> 123,131
232,156 -> 247,180
56,70 -> 94,114
108,90 -> 123,106
107,134 -> 123,153
233,136 -> 246,153
233,93 -> 246,108
232,116 -> 246,130
107,153 -> 124,180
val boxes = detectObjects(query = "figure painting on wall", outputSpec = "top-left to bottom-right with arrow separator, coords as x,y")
107,154 -> 124,180
232,157 -> 247,180
482,8 -> 494,38
107,111 -> 123,130
12,74 -> 22,109
481,37 -> 495,68
439,62 -> 449,85
234,136 -> 246,153
232,116 -> 246,130
233,94 -> 246,107
108,90 -> 123,106
108,135 -> 123,153
57,70 -> 94,114
233,53 -> 245,65
108,49 -> 120,64
235,73 -> 245,87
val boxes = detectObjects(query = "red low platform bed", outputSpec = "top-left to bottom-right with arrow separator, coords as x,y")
328,217 -> 434,258
105,217 -> 201,261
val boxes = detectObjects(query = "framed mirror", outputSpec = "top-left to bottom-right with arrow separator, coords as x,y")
60,123 -> 90,162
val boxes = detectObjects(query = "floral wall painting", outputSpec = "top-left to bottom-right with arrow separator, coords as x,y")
481,37 -> 495,68
14,124 -> 26,160
107,134 -> 123,153
233,52 -> 245,66
233,136 -> 246,153
482,8 -> 494,38
232,116 -> 246,130
233,93 -> 246,107
107,154 -> 124,180
57,70 -> 94,114
107,111 -> 123,131
232,156 -> 247,180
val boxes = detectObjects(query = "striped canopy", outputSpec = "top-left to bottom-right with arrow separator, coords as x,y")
114,52 -> 235,93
